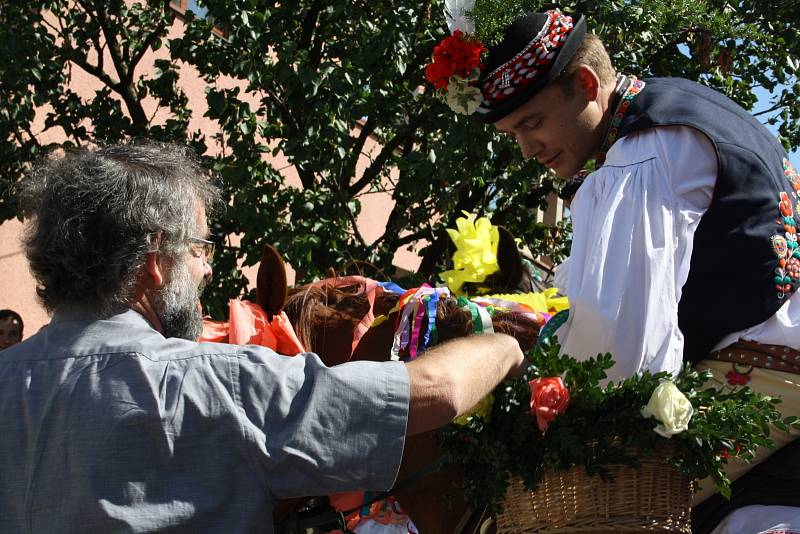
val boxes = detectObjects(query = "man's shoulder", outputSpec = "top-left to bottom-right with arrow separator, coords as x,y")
1,309 -> 280,365
600,128 -> 663,169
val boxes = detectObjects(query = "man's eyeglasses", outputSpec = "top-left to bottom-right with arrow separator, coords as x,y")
187,237 -> 215,261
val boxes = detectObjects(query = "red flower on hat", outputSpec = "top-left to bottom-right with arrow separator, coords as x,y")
425,30 -> 486,91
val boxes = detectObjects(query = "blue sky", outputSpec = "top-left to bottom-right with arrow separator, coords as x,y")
753,84 -> 798,163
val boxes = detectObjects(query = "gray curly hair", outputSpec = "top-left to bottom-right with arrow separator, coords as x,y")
19,141 -> 221,315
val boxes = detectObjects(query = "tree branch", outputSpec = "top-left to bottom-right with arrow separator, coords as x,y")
347,114 -> 419,195
21,124 -> 42,148
339,115 -> 377,189
344,201 -> 367,247
77,0 -> 128,84
69,0 -> 148,133
264,93 -> 316,188
129,18 -> 168,73
753,102 -> 783,117
65,48 -> 121,91
394,229 -> 428,247
299,1 -> 323,52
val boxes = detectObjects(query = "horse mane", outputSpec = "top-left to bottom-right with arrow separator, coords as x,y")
433,297 -> 540,354
283,283 -> 399,356
285,282 -> 539,359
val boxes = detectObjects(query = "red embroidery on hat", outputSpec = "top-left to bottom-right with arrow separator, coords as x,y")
479,10 -> 574,108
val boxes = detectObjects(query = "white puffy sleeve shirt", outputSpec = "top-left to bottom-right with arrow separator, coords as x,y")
554,125 -> 800,381
554,125 -> 715,380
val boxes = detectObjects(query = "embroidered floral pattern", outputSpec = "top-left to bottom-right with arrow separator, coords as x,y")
480,10 -> 574,107
785,157 -> 800,195
773,158 -> 800,298
596,78 -> 645,164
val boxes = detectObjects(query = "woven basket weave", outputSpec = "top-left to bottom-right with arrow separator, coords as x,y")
495,456 -> 692,533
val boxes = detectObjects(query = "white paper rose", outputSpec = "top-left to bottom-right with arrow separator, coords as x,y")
641,381 -> 694,438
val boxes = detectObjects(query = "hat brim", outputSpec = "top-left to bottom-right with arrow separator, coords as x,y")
472,14 -> 587,124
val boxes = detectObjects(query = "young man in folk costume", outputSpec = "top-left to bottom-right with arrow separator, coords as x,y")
428,4 -> 800,532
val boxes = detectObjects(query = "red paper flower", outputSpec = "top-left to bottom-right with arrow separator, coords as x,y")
425,30 -> 486,91
529,377 -> 570,431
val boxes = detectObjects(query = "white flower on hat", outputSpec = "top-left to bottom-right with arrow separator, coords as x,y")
445,73 -> 482,115
641,380 -> 694,438
445,0 -> 476,34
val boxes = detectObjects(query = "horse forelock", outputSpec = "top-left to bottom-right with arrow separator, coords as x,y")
284,282 -> 399,355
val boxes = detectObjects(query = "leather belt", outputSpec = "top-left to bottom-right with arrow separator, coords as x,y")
707,340 -> 800,375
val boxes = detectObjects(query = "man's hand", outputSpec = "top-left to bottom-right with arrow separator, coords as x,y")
404,333 -> 525,435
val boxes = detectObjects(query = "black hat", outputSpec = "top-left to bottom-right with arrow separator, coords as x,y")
473,10 -> 586,123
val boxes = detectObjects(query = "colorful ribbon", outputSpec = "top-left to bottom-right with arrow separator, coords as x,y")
390,285 -> 451,360
378,281 -> 406,295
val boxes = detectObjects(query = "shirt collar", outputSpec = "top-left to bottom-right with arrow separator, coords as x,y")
52,305 -> 155,331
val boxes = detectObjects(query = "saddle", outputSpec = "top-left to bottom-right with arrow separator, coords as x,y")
693,340 -> 800,533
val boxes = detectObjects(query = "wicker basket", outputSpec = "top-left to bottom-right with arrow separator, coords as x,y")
495,455 -> 692,533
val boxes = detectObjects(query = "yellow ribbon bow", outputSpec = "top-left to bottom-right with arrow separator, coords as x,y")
440,212 -> 500,296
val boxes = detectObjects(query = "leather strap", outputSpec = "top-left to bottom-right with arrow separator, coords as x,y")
707,340 -> 800,375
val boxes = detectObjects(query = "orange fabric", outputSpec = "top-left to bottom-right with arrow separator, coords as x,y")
199,299 -> 305,355
269,311 -> 305,355
199,319 -> 230,343
329,490 -> 365,514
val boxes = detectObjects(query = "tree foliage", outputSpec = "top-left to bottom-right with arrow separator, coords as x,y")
0,0 -> 797,317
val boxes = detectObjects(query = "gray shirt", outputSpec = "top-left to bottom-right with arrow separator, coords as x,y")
0,308 -> 409,533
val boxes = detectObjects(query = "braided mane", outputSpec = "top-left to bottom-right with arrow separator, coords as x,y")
284,281 -> 540,361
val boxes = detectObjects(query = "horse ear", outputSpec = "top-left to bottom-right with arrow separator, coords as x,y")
256,244 -> 288,318
495,226 -> 530,293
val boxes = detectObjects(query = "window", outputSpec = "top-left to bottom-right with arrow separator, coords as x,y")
169,0 -> 226,38
169,0 -> 187,14
186,0 -> 209,18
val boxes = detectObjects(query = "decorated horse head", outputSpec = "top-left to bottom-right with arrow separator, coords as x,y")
251,240 -> 564,533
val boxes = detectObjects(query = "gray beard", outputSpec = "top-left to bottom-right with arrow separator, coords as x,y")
152,259 -> 206,341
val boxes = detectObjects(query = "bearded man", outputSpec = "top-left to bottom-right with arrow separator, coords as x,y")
429,5 -> 800,533
0,142 -> 524,532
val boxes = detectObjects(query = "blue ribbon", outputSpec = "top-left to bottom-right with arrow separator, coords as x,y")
378,281 -> 406,294
423,290 -> 440,348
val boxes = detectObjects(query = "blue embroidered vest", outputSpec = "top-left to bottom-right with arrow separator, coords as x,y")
615,77 -> 800,363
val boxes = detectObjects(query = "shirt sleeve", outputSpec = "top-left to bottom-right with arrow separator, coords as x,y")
555,125 -> 716,381
233,349 -> 409,499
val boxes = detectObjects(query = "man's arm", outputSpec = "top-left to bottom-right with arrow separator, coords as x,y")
404,333 -> 525,435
